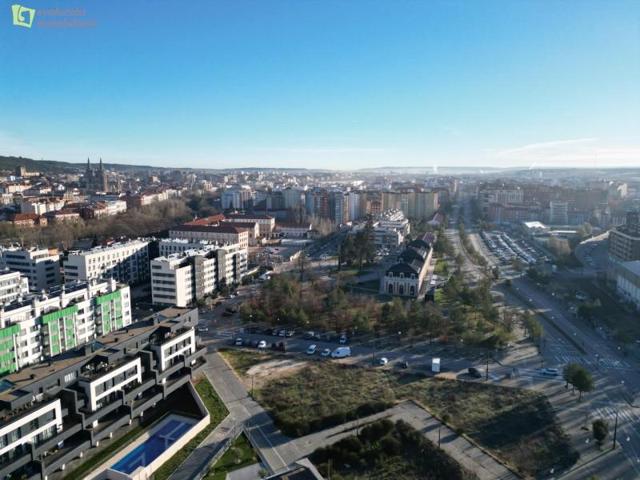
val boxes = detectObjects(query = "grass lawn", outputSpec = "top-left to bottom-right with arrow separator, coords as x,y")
204,434 -> 259,480
219,348 -> 288,376
434,258 -> 449,276
253,362 -> 577,478
256,363 -> 395,436
153,378 -> 229,480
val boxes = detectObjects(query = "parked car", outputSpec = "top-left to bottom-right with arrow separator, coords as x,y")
468,367 -> 482,378
398,361 -> 409,369
306,344 -> 317,355
378,357 -> 389,366
320,348 -> 332,357
339,334 -> 348,344
331,346 -> 351,359
542,368 -> 559,376
304,331 -> 316,340
278,329 -> 286,337
234,337 -> 243,346
197,326 -> 209,332
285,330 -> 294,338
257,340 -> 267,349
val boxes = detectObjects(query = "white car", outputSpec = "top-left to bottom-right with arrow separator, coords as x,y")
331,346 -> 351,358
257,340 -> 267,349
306,344 -> 317,355
378,357 -> 389,366
542,368 -> 559,376
339,335 -> 348,344
197,326 -> 209,332
320,348 -> 331,357
234,337 -> 243,346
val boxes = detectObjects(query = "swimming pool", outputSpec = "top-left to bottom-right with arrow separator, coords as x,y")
111,418 -> 193,474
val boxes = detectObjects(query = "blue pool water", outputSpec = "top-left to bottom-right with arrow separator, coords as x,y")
111,418 -> 193,474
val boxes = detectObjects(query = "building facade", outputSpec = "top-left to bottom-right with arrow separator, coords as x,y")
64,240 -> 151,285
380,235 -> 433,297
0,307 -> 206,480
1,247 -> 61,292
0,269 -> 29,304
151,244 -> 247,307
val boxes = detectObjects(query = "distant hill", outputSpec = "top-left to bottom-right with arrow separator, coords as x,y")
0,155 -> 161,174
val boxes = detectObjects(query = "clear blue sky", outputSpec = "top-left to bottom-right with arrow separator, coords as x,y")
1,0 -> 639,169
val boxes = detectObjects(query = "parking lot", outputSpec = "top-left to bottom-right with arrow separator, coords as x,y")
480,230 -> 547,266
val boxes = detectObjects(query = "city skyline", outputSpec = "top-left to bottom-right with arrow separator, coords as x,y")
2,0 -> 639,169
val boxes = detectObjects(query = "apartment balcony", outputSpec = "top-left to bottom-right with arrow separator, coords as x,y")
33,416 -> 83,457
123,376 -> 156,403
163,372 -> 190,397
130,389 -> 163,418
0,449 -> 32,480
81,392 -> 124,428
40,437 -> 91,476
91,410 -> 131,444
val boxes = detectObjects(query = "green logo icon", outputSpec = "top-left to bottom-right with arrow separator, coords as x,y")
11,4 -> 36,28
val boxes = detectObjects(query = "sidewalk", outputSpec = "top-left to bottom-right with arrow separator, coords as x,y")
290,401 -> 519,480
168,414 -> 238,480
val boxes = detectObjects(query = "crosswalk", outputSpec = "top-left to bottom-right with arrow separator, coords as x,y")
544,337 -> 633,371
592,405 -> 640,470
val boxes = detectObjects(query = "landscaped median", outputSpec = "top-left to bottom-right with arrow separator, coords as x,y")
153,377 -> 229,480
221,349 -> 578,479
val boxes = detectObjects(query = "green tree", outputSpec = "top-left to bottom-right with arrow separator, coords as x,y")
563,363 -> 581,392
592,419 -> 608,446
572,366 -> 595,400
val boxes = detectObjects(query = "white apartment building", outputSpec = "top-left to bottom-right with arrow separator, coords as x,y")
225,213 -> 275,237
151,244 -> 247,307
20,198 -> 65,215
150,328 -> 196,372
64,239 -> 150,285
78,357 -> 142,412
158,238 -> 221,256
221,185 -> 253,209
0,270 -> 29,304
0,279 -> 132,372
1,247 -> 61,292
168,224 -> 250,250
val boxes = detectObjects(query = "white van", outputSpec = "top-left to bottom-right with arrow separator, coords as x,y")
331,346 -> 351,358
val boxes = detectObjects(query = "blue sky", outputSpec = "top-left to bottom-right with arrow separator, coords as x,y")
1,0 -> 639,169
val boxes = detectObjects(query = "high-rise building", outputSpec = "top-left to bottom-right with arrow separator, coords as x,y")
151,243 -> 247,307
1,247 -> 61,292
64,239 -> 151,285
609,212 -> 640,264
549,201 -> 569,225
0,279 -> 131,371
0,269 -> 29,304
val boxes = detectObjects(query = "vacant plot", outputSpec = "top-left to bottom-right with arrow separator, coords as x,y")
220,348 -> 305,389
311,419 -> 476,480
249,359 -> 576,478
257,363 -> 395,436
397,378 -> 578,478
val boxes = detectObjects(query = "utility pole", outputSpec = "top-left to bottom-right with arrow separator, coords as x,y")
612,411 -> 619,450
485,351 -> 489,381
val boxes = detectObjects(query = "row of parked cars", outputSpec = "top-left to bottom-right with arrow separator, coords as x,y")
234,337 -> 287,352
306,344 -> 351,358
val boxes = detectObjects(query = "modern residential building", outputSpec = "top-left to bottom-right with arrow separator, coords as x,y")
0,307 -> 206,480
221,185 -> 253,210
380,234 -> 433,297
616,260 -> 640,309
1,247 -> 61,292
609,212 -> 640,265
63,239 -> 151,285
168,224 -> 250,250
0,278 -> 131,372
151,244 -> 247,307
158,238 -> 221,256
0,269 -> 29,304
549,200 -> 569,225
